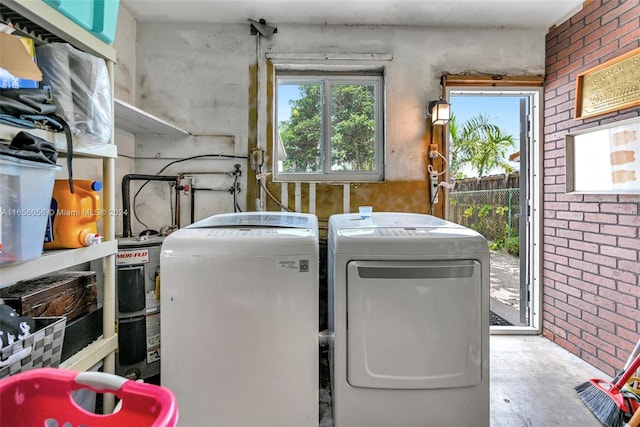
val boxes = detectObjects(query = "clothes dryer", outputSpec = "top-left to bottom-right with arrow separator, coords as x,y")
328,212 -> 489,427
161,212 -> 319,427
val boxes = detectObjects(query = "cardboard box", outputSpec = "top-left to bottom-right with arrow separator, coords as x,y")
0,34 -> 40,88
0,272 -> 98,322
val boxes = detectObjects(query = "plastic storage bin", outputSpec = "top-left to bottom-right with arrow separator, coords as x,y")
0,368 -> 178,427
0,317 -> 66,379
41,0 -> 120,44
0,155 -> 61,265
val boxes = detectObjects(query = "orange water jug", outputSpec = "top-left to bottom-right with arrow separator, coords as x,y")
44,180 -> 103,249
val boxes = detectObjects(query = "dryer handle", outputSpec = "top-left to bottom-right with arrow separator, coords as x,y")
357,261 -> 477,279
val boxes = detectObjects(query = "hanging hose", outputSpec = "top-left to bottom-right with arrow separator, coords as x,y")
122,174 -> 179,237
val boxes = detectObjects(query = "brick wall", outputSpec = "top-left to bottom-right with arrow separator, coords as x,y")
543,0 -> 640,375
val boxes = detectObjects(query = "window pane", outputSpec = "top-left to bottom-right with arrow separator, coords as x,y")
330,84 -> 376,172
277,83 -> 322,173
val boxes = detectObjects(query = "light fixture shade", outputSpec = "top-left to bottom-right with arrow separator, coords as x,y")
428,98 -> 450,125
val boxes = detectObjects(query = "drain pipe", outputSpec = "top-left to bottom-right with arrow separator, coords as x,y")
122,174 -> 179,237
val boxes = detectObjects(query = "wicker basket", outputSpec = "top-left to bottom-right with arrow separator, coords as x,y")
0,317 -> 66,379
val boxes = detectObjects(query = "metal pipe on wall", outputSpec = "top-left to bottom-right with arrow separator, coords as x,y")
121,174 -> 179,237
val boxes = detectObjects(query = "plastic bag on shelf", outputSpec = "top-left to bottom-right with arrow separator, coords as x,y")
35,43 -> 112,149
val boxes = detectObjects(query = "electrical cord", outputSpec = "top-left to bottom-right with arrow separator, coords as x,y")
258,178 -> 292,212
427,152 -> 450,216
132,154 -> 248,230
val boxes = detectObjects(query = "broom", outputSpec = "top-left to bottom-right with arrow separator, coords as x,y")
576,342 -> 640,427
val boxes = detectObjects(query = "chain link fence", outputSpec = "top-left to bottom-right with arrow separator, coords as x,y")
448,188 -> 520,243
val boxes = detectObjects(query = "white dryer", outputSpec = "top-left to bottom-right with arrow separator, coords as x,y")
161,212 -> 319,427
328,212 -> 489,427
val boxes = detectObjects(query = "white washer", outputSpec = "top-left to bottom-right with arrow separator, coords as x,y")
328,212 -> 489,427
161,212 -> 319,427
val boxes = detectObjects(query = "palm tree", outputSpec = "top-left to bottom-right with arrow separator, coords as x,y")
449,113 -> 516,177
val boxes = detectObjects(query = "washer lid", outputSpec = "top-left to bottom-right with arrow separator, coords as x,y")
162,212 -> 318,257
188,211 -> 318,230
329,213 -> 487,256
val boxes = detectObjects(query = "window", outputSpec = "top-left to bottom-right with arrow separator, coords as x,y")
275,73 -> 384,182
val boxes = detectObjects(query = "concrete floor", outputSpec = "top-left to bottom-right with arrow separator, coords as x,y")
491,335 -> 606,427
319,335 -> 608,426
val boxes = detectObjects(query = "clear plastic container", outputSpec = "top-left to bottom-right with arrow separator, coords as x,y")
0,155 -> 60,265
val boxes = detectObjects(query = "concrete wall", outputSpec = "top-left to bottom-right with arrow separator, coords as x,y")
129,20 -> 546,233
543,0 -> 639,376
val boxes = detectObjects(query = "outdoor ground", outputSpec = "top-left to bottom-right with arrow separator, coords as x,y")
489,249 -> 521,326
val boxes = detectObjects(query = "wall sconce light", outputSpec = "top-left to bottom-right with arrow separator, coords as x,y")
428,97 -> 450,125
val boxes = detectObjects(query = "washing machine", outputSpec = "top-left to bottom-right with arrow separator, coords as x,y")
161,212 -> 319,427
328,212 -> 490,427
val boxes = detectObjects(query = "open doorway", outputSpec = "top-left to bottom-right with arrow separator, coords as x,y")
445,87 -> 542,332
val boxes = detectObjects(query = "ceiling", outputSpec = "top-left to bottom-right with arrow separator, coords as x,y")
120,0 -> 584,30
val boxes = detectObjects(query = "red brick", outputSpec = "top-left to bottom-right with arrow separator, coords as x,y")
619,214 -> 640,226
599,287 -> 636,308
599,266 -> 638,285
557,263 -> 587,278
583,331 -> 617,355
619,4 -> 640,25
602,0 -> 639,25
554,315 -> 584,336
568,239 -> 599,253
582,292 -> 616,311
617,302 -> 640,321
569,19 -> 605,45
582,0 -> 609,25
584,40 -> 621,64
599,224 -> 638,237
598,307 -> 638,332
567,314 -> 599,335
619,237 -> 640,251
582,312 -> 616,334
546,55 -> 570,75
584,213 -> 618,224
546,253 -> 570,266
618,281 -> 640,295
618,259 -> 640,274
545,286 -> 569,302
569,258 -> 600,274
568,202 -> 599,212
583,252 -> 618,268
600,203 -> 638,214
567,332 -> 597,354
583,194 -> 618,203
585,19 -> 621,45
544,303 -> 569,321
583,232 -> 617,245
557,230 -> 584,241
568,277 -> 599,294
601,245 -> 638,261
546,236 -> 570,248
582,271 -> 617,289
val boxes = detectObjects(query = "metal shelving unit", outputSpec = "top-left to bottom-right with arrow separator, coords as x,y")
0,0 -> 118,391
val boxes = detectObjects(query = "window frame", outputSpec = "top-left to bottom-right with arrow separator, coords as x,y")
274,72 -> 385,182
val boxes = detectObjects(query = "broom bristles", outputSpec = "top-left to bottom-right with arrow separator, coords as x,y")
575,381 -> 625,427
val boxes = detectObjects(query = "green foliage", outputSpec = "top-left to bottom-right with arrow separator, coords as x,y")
505,236 -> 520,256
279,84 -> 322,172
449,112 -> 516,177
278,82 -> 376,174
460,203 -> 512,247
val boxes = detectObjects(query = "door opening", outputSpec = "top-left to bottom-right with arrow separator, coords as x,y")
445,88 -> 541,332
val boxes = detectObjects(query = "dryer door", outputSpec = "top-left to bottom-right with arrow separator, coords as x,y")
347,259 -> 482,389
